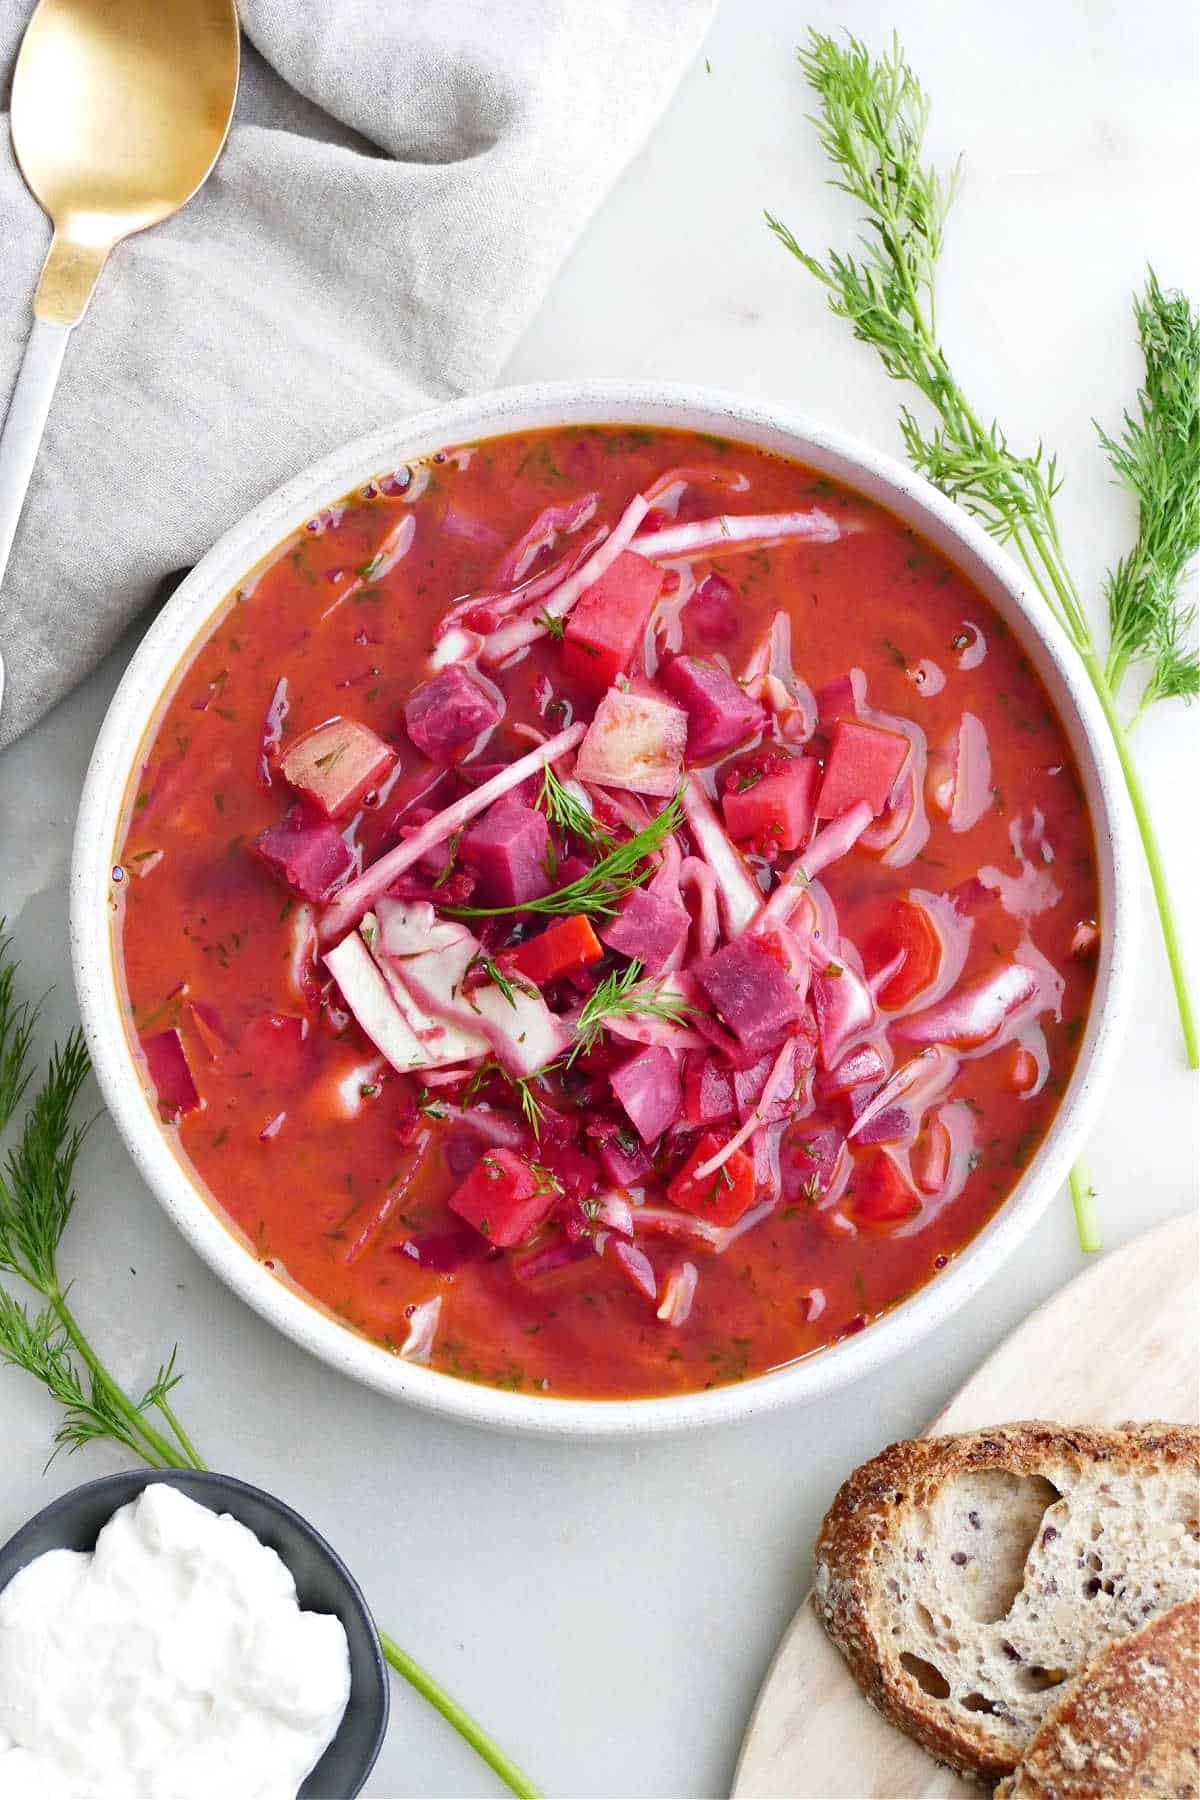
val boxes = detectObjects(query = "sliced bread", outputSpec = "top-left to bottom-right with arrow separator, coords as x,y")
811,1422 -> 1200,1783
995,1595 -> 1199,1799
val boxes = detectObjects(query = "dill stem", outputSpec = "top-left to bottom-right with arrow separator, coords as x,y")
1069,1157 -> 1102,1254
1078,646 -> 1199,1068
378,1630 -> 542,1800
156,1397 -> 205,1470
49,1290 -> 189,1470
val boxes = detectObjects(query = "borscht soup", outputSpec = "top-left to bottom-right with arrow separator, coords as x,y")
113,426 -> 1100,1400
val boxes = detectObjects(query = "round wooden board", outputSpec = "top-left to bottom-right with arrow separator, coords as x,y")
732,1212 -> 1200,1800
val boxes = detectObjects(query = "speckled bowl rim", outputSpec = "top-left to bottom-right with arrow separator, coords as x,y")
70,380 -> 1138,1438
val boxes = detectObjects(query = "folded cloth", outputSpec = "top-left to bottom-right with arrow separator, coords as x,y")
0,0 -> 713,748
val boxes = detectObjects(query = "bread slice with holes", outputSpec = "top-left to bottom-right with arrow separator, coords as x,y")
812,1423 -> 1200,1784
995,1595 -> 1199,1799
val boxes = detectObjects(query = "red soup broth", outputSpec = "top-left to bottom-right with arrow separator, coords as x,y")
114,426 -> 1100,1401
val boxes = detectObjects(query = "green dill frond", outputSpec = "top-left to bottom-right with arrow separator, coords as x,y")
1098,271 -> 1200,698
0,1031 -> 92,1290
536,765 -> 611,850
449,789 -> 683,921
569,960 -> 697,1064
0,922 -> 40,1131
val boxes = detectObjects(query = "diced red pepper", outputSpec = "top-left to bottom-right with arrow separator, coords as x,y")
508,915 -> 603,986
142,1029 -> 203,1118
448,1147 -> 558,1248
562,551 -> 663,690
912,1116 -> 951,1194
817,719 -> 909,820
850,1151 -> 920,1224
1009,1045 -> 1039,1094
668,1132 -> 757,1227
863,897 -> 943,1010
722,755 -> 819,851
280,716 -> 396,819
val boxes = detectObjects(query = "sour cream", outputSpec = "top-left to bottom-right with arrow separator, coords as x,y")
0,1483 -> 352,1799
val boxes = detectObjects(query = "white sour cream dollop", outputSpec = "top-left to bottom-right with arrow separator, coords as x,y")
0,1482 -> 352,1799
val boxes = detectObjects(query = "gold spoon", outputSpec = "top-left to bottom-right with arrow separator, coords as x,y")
0,0 -> 240,615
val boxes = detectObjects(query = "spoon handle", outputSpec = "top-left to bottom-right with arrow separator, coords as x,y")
0,316 -> 71,592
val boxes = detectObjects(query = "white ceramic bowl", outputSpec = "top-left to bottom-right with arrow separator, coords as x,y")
70,381 -> 1137,1437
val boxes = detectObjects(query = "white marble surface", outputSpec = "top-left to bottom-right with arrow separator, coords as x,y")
1,2 -> 1197,1796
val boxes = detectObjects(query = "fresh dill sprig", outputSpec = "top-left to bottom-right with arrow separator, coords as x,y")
448,790 -> 684,921
569,959 -> 697,1064
768,28 -> 1199,1110
1097,271 -> 1200,707
533,609 -> 566,642
536,765 -> 612,850
0,1017 -> 196,1469
0,920 -> 39,1130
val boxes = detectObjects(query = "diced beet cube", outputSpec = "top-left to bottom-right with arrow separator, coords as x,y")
562,551 -> 663,690
814,673 -> 857,723
403,667 -> 501,760
598,887 -> 690,975
508,915 -> 603,986
682,1054 -> 737,1126
783,1126 -> 845,1201
279,716 -> 395,819
668,1132 -> 757,1227
850,1150 -> 920,1224
589,1123 -> 654,1187
459,801 -> 552,909
536,1141 -> 600,1201
660,656 -> 766,763
574,686 -> 687,798
816,719 -> 909,819
722,756 -> 818,851
691,937 -> 806,1060
255,804 -> 354,902
682,572 -> 740,644
447,1147 -> 556,1247
142,1028 -> 203,1118
610,1044 -> 683,1144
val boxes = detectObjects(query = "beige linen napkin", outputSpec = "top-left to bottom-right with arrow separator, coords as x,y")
0,0 -> 714,747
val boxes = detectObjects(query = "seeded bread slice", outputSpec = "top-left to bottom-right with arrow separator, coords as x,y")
811,1423 -> 1200,1784
995,1596 -> 1199,1799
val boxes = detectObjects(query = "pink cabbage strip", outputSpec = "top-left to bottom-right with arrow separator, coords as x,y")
632,508 -> 841,561
847,1044 -> 959,1143
493,493 -> 599,588
480,493 -> 650,665
691,1037 -> 796,1180
681,775 -> 761,934
755,801 -> 873,929
656,1260 -> 699,1325
318,722 -> 585,943
436,525 -> 609,640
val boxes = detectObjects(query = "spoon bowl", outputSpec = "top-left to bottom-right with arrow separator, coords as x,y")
12,0 -> 240,325
0,0 -> 240,600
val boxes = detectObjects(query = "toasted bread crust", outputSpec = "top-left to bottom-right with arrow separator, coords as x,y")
812,1423 -> 1200,1784
995,1596 -> 1200,1798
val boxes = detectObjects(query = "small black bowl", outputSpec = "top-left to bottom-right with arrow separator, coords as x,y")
0,1469 -> 389,1799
